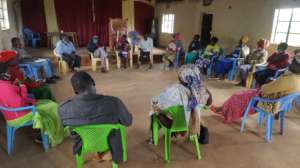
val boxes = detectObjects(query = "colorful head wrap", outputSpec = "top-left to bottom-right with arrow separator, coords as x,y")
257,39 -> 269,49
277,42 -> 288,52
241,35 -> 249,44
178,64 -> 209,109
0,50 -> 17,63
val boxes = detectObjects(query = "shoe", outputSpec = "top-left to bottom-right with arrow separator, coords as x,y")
51,75 -> 61,80
101,68 -> 108,73
46,78 -> 56,84
235,81 -> 244,86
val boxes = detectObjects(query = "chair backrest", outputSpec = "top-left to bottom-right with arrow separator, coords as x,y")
274,67 -> 288,79
232,48 -> 241,58
23,28 -> 34,39
161,106 -> 187,131
73,124 -> 122,154
278,92 -> 300,112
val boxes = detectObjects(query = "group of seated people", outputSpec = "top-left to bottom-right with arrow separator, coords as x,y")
0,31 -> 300,166
87,33 -> 154,71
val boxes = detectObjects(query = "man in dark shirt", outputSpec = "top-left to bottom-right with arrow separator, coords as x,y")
59,71 -> 132,163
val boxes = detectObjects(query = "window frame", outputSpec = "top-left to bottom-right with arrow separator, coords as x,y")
161,14 -> 175,34
271,8 -> 300,47
0,0 -> 10,31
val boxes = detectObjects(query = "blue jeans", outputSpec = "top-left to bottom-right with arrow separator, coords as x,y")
32,59 -> 54,78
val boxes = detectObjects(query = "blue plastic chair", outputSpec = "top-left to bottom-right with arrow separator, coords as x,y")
0,106 -> 49,154
251,67 -> 287,88
174,48 -> 183,68
240,92 -> 300,143
207,55 -> 219,78
23,28 -> 41,48
19,64 -> 41,81
226,48 -> 242,81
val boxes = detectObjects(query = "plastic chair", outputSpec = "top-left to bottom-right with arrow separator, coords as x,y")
174,48 -> 182,68
89,52 -> 110,72
53,50 -> 69,75
19,63 -> 41,81
240,92 -> 300,143
249,67 -> 287,89
115,50 -> 133,69
23,28 -> 41,48
152,105 -> 201,163
0,105 -> 49,154
72,124 -> 127,168
207,55 -> 219,78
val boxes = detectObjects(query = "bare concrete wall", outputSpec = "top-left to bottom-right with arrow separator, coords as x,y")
0,0 -> 21,50
155,0 -> 300,54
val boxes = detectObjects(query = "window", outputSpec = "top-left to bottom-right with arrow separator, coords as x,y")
271,8 -> 300,47
161,14 -> 175,34
0,0 -> 10,30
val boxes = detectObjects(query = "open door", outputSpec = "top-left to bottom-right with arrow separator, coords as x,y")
200,13 -> 213,48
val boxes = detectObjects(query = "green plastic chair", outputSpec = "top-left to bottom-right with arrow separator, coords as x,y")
152,105 -> 201,163
73,124 -> 127,168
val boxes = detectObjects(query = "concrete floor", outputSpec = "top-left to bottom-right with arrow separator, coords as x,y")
1,64 -> 300,168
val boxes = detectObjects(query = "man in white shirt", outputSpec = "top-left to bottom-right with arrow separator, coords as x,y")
55,34 -> 81,71
138,34 -> 153,69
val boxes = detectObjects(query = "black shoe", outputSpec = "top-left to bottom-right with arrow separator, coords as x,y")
51,75 -> 61,80
46,78 -> 56,84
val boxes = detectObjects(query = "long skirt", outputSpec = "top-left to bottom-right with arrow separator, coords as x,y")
220,89 -> 259,123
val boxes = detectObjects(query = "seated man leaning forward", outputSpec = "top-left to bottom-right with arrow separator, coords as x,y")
137,34 -> 154,69
59,71 -> 132,163
87,35 -> 109,73
11,37 -> 59,84
55,34 -> 81,71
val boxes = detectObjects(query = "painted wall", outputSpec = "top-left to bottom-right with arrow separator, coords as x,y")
155,0 -> 300,54
0,0 -> 21,50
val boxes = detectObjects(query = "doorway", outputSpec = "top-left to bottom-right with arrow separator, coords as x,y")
200,13 -> 213,48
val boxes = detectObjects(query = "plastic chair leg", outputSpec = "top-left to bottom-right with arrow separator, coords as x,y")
120,127 -> 127,162
6,126 -> 16,155
76,154 -> 84,168
164,129 -> 171,163
192,135 -> 201,160
32,39 -> 37,48
106,59 -> 110,71
92,60 -> 97,72
152,115 -> 159,146
240,99 -> 254,133
280,111 -> 285,135
41,134 -> 49,152
252,79 -> 256,89
265,114 -> 274,143
257,111 -> 264,127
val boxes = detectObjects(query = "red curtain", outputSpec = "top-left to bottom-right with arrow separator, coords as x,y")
134,1 -> 154,35
21,0 -> 47,46
54,0 -> 122,46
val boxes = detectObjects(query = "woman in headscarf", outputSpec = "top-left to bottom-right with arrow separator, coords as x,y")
254,42 -> 290,86
185,34 -> 201,64
0,50 -> 53,100
196,36 -> 221,73
163,33 -> 184,70
215,35 -> 250,79
211,49 -> 300,123
0,61 -> 66,147
237,39 -> 269,86
87,35 -> 109,73
149,64 -> 212,142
